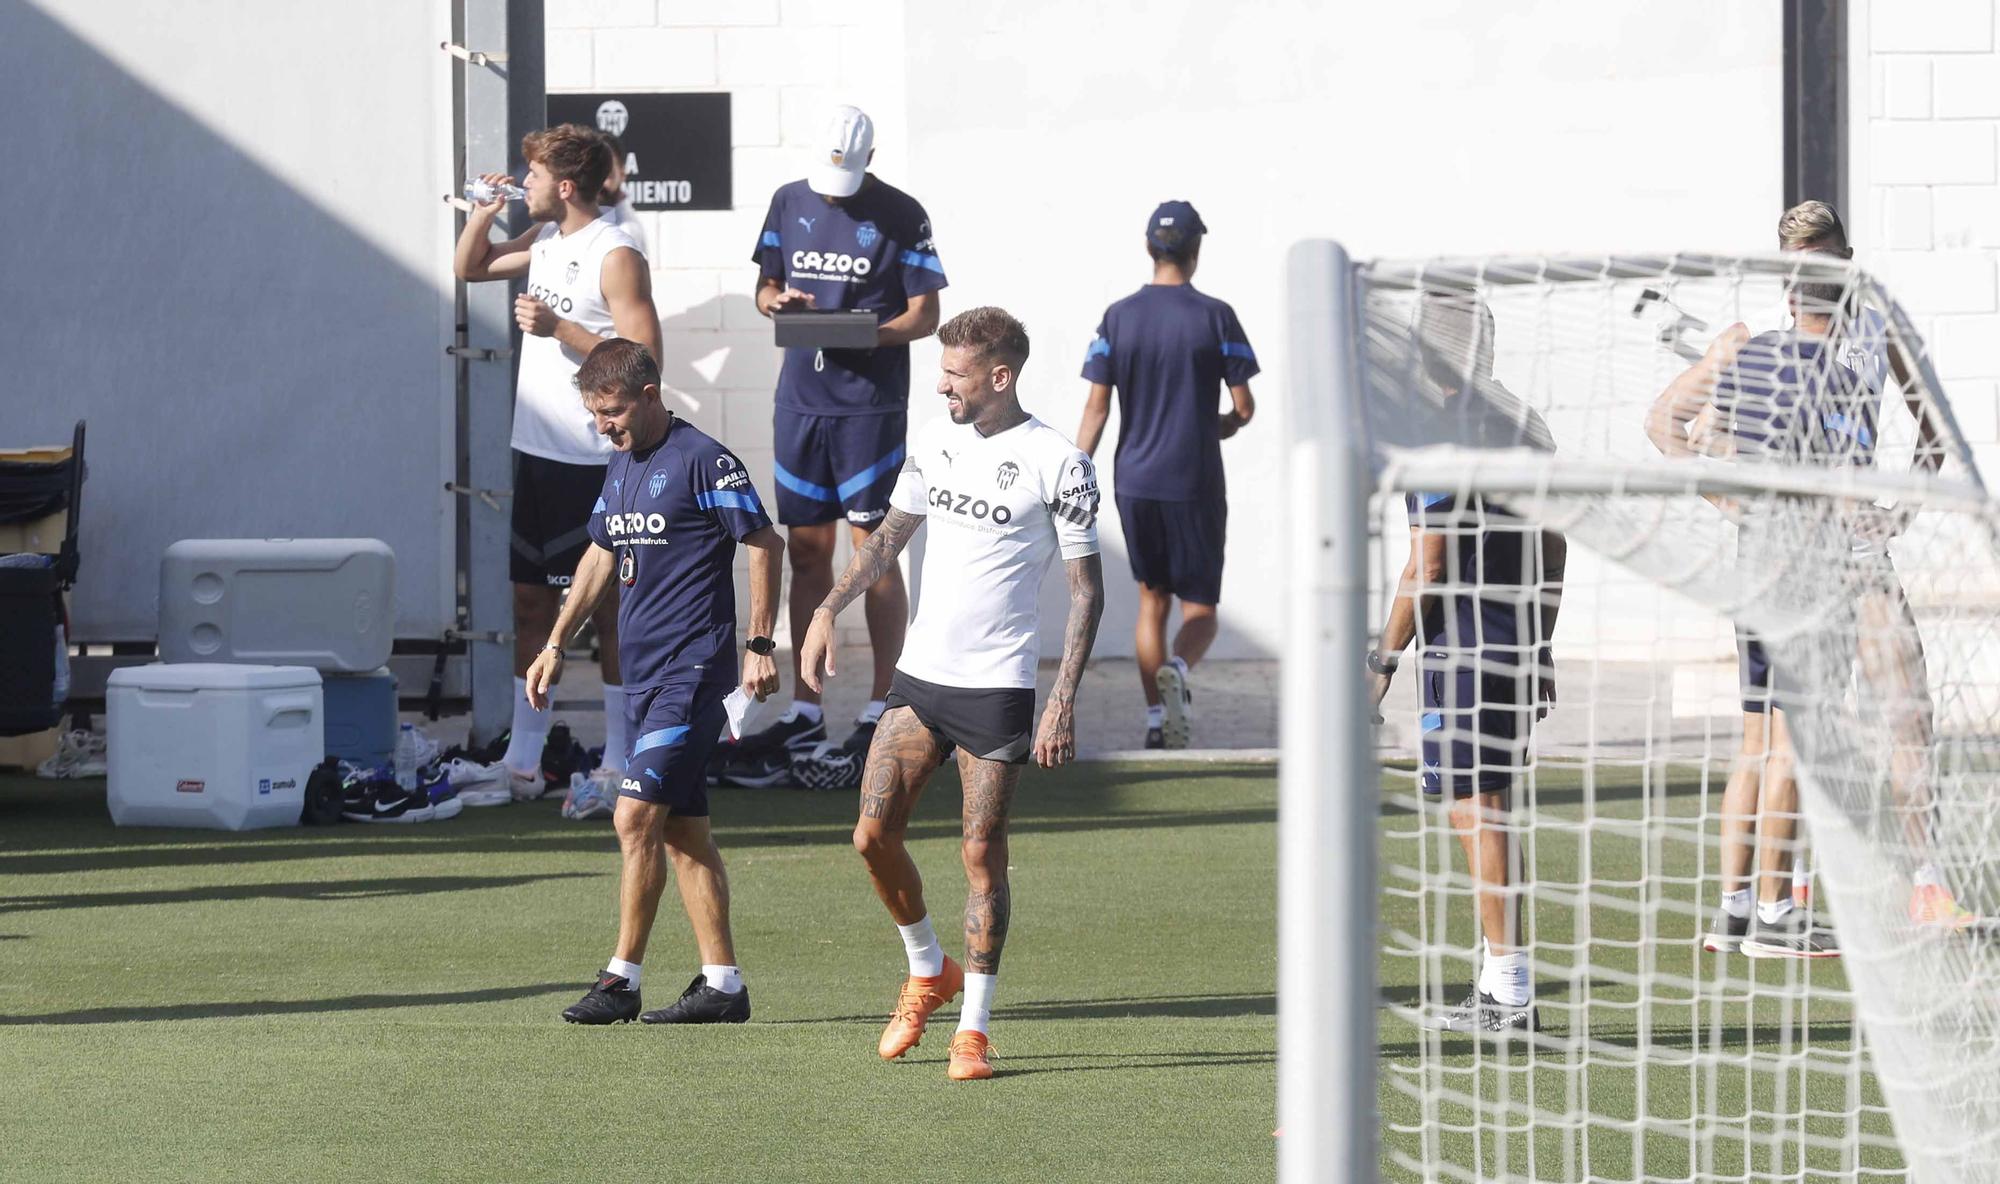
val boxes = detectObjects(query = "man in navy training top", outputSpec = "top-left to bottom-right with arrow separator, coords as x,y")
1076,201 -> 1257,749
731,104 -> 947,784
1368,291 -> 1566,1035
528,338 -> 784,1026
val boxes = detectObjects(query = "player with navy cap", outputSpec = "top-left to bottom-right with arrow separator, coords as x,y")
528,338 -> 785,1026
1077,200 -> 1258,749
732,105 -> 949,784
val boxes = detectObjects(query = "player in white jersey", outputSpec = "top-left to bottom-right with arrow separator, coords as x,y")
454,124 -> 663,793
799,307 -> 1106,1081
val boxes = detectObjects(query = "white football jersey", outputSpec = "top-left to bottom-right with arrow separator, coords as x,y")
892,414 -> 1100,689
511,216 -> 644,465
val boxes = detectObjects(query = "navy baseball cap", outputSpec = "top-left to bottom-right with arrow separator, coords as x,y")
1146,200 -> 1207,250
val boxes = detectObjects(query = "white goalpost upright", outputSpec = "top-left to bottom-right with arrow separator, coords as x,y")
1281,240 -> 2000,1182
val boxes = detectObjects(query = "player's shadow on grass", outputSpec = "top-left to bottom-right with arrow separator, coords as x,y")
0,981 -> 576,1026
989,1049 -> 1276,1079
1377,1018 -> 1860,1061
0,871 -> 592,915
776,991 -> 1275,1027
1378,776 -> 1707,817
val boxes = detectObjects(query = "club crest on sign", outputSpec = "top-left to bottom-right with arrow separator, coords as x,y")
596,100 -> 629,137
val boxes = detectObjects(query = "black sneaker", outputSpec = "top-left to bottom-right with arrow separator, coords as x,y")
639,974 -> 751,1024
716,749 -> 797,789
1429,987 -> 1538,1035
1144,726 -> 1165,750
562,971 -> 640,1024
1701,908 -> 1750,954
1741,908 -> 1840,959
744,712 -> 828,758
840,719 -> 878,756
791,745 -> 862,792
541,723 -> 579,787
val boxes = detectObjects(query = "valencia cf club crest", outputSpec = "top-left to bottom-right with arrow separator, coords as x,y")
565,260 -> 581,284
995,461 -> 1021,490
855,221 -> 879,250
649,470 -> 670,498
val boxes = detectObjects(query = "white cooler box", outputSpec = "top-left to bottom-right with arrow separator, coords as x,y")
158,538 -> 395,671
107,664 -> 324,830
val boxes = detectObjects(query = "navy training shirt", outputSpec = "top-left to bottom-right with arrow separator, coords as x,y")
1079,284 -> 1259,501
752,177 -> 947,417
1715,330 -> 1878,467
587,418 -> 773,691
1404,492 -> 1548,669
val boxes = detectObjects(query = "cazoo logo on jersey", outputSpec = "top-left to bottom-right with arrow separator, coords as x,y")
528,282 -> 575,315
927,486 -> 1013,525
604,511 -> 668,537
791,249 -> 872,277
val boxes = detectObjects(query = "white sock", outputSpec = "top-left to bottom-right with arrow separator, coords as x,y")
958,972 -> 997,1035
605,957 -> 641,991
859,699 -> 888,725
1478,945 -> 1531,1008
1758,897 -> 1795,924
783,701 -> 824,725
1145,704 -> 1165,728
1915,863 -> 1944,889
601,685 -> 627,770
1721,889 -> 1752,919
702,963 -> 743,994
503,677 -> 552,773
898,916 -> 945,977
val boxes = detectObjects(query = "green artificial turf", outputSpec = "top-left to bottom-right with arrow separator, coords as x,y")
0,763 -> 1279,1183
1,756 -> 1914,1181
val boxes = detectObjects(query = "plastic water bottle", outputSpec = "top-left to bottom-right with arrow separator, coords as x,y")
394,723 -> 419,791
463,178 -> 526,203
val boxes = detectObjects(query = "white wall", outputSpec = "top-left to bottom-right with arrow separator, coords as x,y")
549,0 -> 1786,663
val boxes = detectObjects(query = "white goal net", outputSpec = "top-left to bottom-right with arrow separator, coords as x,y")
1279,244 -> 2000,1183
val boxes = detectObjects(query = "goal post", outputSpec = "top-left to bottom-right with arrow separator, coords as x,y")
1281,240 -> 2000,1182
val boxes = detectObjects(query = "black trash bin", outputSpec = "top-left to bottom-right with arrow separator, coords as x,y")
0,421 -> 85,738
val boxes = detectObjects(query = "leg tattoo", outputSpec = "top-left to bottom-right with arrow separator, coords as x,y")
960,755 -> 1020,974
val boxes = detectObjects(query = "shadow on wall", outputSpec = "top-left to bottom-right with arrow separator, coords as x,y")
1,3 -> 461,641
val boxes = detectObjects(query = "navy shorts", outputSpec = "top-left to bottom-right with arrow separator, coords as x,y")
1115,494 -> 1226,606
884,670 -> 1037,765
511,450 -> 606,587
771,409 -> 908,527
1736,626 -> 1772,715
620,680 -> 729,816
1419,654 -> 1531,800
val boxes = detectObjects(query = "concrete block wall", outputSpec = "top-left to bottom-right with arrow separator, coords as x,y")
1857,0 -> 2000,480
547,0 -> 910,656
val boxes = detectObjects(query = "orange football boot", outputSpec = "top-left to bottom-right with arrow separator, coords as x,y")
1910,883 -> 1980,930
877,955 -> 964,1060
946,1030 -> 994,1080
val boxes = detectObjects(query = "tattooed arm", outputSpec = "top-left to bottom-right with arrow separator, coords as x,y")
799,507 -> 923,694
1033,553 -> 1105,768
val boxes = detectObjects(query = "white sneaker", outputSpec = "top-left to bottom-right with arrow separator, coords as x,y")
1154,663 -> 1193,750
561,772 -> 615,820
508,765 -> 549,802
35,730 -> 106,779
444,758 -> 510,807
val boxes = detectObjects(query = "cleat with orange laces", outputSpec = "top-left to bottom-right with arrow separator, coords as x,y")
946,1030 -> 993,1080
878,955 -> 964,1060
1910,884 -> 1981,930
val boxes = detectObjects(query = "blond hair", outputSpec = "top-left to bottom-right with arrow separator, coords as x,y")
1778,200 -> 1851,257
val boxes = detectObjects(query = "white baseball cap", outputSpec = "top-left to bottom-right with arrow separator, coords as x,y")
807,105 -> 874,198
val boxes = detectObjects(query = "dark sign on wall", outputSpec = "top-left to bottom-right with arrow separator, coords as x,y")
546,92 -> 731,211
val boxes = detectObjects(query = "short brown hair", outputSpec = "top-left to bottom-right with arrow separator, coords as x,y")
574,338 -> 658,399
937,306 -> 1031,371
1778,199 -> 1851,257
523,123 -> 613,202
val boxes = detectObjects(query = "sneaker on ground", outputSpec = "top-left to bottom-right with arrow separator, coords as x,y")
561,972 -> 640,1025
946,1030 -> 995,1081
35,729 -> 107,779
540,722 -> 580,788
1144,725 -> 1165,750
1909,883 -> 1981,930
340,775 -> 436,824
1429,986 -> 1539,1035
445,758 -> 510,807
422,766 -> 462,822
1154,665 -> 1193,750
561,772 -> 615,821
639,974 -> 751,1024
742,712 -> 829,758
1741,908 -> 1840,959
879,955 -> 964,1060
509,764 -> 550,802
791,742 -> 863,792
716,748 -> 798,789
1701,908 -> 1749,954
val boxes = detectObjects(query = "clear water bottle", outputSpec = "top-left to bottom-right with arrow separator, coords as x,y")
463,178 -> 526,204
394,722 -> 419,791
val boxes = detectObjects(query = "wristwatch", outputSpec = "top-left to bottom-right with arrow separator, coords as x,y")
1366,650 -> 1399,675
745,635 -> 776,656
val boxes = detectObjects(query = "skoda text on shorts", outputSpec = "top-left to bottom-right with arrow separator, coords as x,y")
799,306 -> 1104,1080
750,105 -> 948,749
527,337 -> 785,1026
1075,201 -> 1259,749
453,124 -> 663,782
